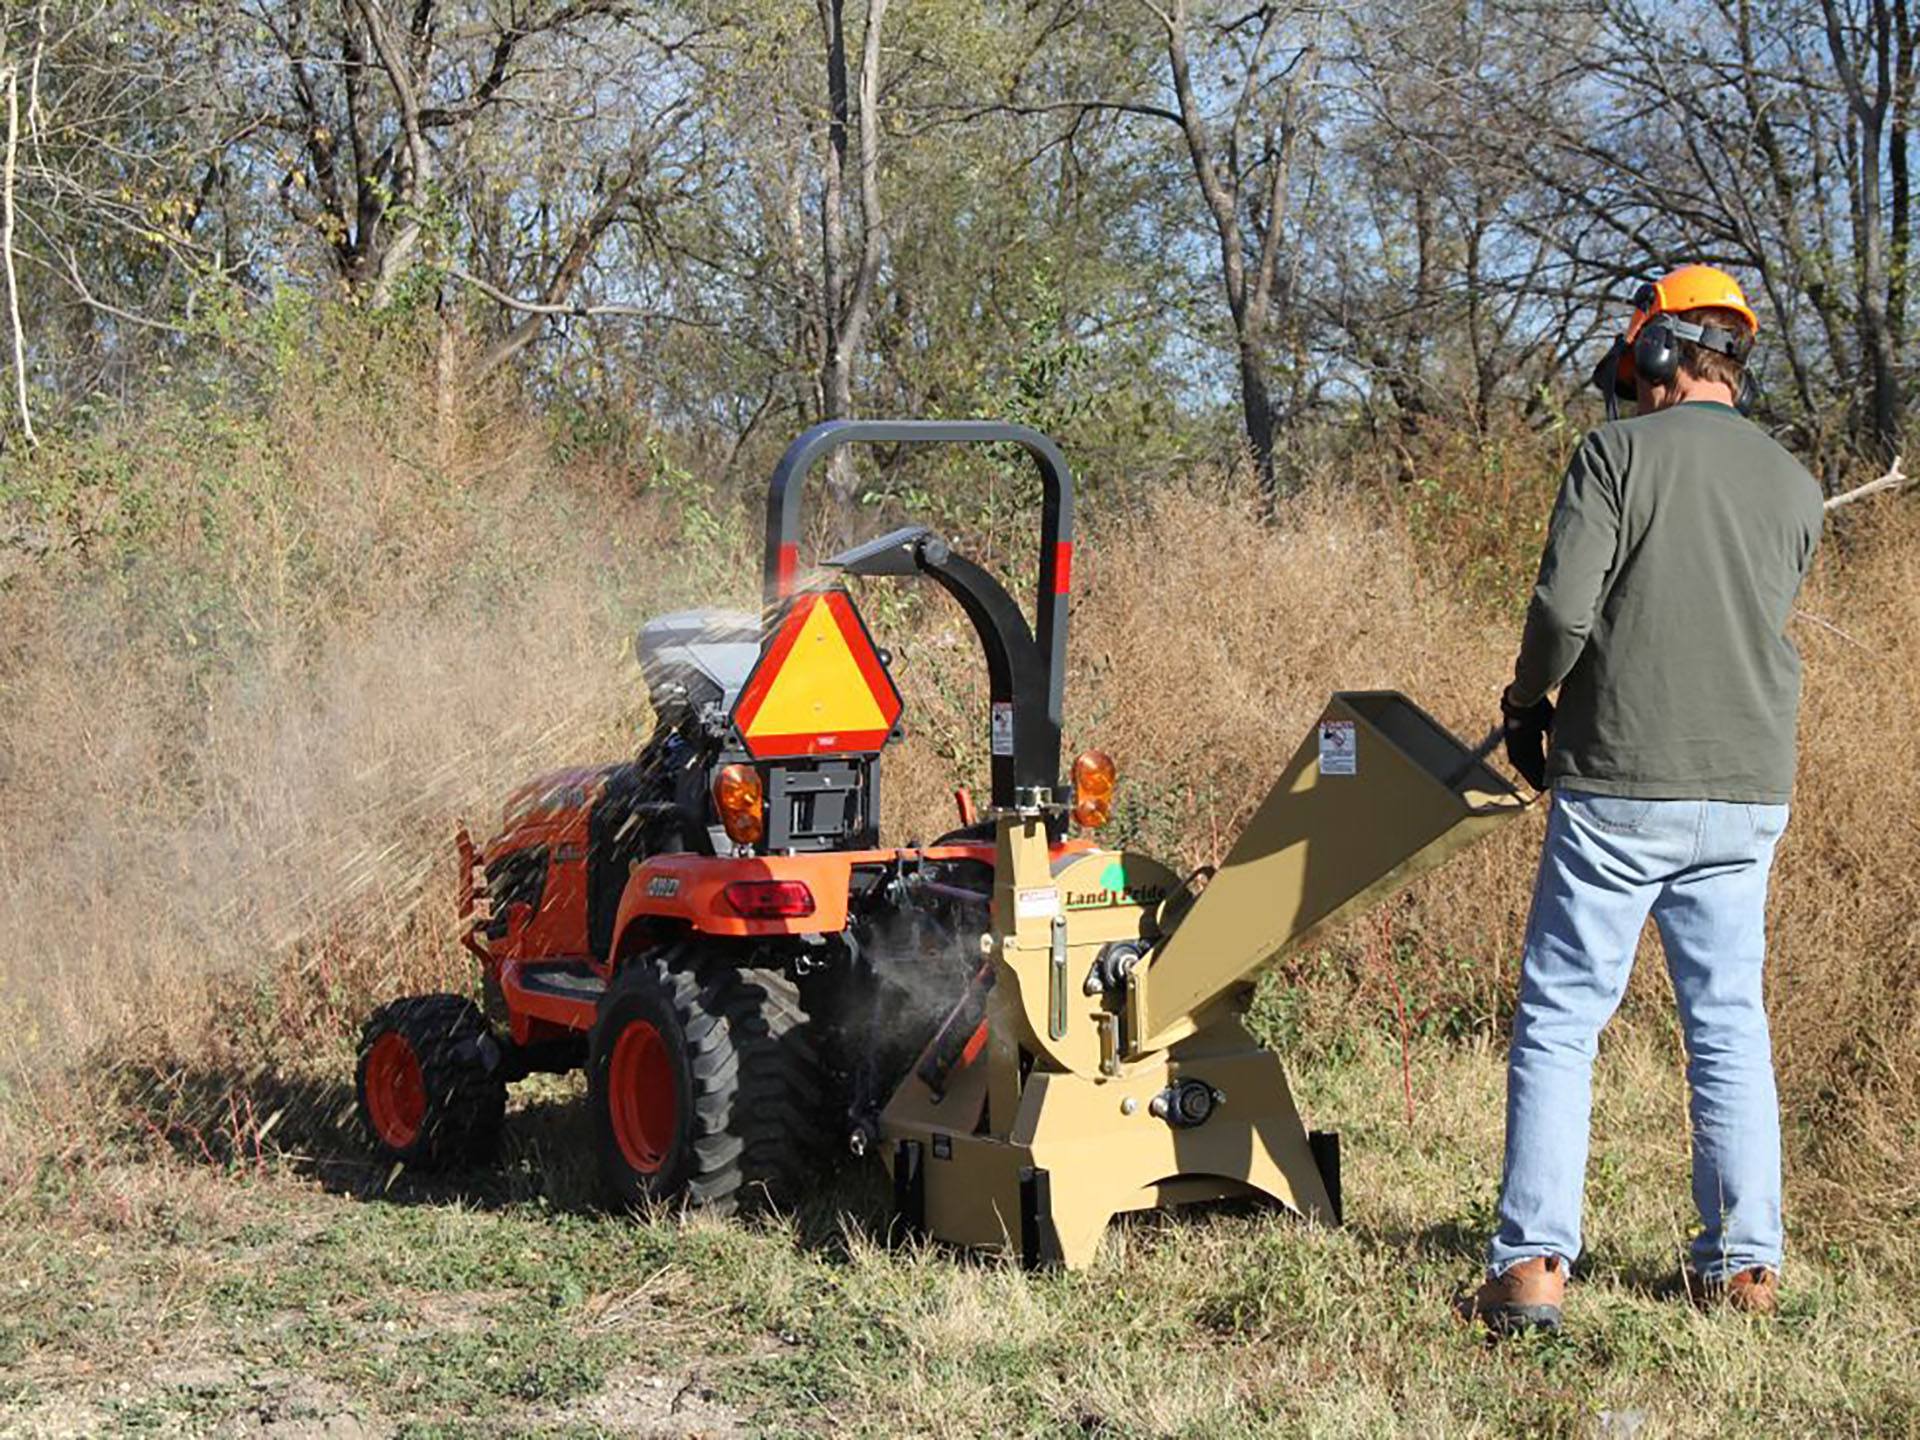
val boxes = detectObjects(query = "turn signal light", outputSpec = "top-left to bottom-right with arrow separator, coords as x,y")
724,880 -> 816,919
713,763 -> 765,846
1071,748 -> 1117,829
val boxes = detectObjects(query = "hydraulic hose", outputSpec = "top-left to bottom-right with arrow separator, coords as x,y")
915,959 -> 996,1096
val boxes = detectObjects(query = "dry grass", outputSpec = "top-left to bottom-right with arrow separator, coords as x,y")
0,328 -> 740,1149
1771,501 -> 1920,1223
5,1033 -> 1916,1437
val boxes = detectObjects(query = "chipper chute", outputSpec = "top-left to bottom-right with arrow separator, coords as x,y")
1125,693 -> 1525,1055
838,527 -> 1529,1267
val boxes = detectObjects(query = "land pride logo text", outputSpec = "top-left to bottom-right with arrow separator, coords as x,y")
1065,860 -> 1169,911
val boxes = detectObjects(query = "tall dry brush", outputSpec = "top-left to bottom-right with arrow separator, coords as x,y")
1,341 -> 1914,1230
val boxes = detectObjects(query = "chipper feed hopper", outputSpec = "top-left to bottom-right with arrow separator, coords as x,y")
355,419 -> 1526,1270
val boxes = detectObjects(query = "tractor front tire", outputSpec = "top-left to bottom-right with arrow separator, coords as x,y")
355,994 -> 507,1169
588,947 -> 824,1215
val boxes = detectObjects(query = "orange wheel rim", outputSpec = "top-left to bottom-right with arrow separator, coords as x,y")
608,1020 -> 675,1174
365,1031 -> 427,1150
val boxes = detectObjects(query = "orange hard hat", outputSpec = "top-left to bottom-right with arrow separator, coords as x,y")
1624,264 -> 1758,342
1610,264 -> 1759,391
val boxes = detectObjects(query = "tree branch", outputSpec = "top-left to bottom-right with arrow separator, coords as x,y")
1824,455 -> 1912,508
2,63 -> 34,447
449,266 -> 690,321
905,98 -> 1184,131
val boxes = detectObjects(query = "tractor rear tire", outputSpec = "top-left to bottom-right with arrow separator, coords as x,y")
588,946 -> 825,1215
355,994 -> 507,1169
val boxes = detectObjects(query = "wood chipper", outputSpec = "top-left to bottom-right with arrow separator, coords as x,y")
354,420 -> 1527,1267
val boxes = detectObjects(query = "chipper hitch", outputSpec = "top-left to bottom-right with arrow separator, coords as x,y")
835,522 -> 1529,1268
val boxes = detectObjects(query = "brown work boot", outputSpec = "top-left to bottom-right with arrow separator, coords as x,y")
1688,1265 -> 1779,1316
1459,1255 -> 1567,1335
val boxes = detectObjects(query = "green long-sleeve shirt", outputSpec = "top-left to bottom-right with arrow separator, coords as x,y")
1511,401 -> 1824,804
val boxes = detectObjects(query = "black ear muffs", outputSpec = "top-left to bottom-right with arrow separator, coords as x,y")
1593,310 -> 1757,420
1591,336 -> 1632,420
1632,318 -> 1683,388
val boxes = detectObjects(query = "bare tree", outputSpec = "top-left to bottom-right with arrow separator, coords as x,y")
1139,0 -> 1320,500
1821,0 -> 1911,459
2,53 -> 32,446
1430,0 -> 1915,468
241,0 -> 666,319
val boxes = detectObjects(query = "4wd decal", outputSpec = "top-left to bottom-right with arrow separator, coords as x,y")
646,875 -> 681,898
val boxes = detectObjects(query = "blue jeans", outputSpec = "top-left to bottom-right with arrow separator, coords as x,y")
1488,789 -> 1789,1282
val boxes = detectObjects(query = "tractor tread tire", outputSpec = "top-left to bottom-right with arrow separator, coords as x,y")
355,993 -> 506,1170
590,946 -> 827,1216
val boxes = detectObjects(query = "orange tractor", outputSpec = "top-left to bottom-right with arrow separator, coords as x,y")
357,421 -> 1086,1212
357,420 -> 1524,1261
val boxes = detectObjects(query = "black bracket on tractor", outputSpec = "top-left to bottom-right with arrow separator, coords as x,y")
828,526 -> 1060,809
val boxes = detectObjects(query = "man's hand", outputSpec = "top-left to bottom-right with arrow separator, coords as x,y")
1500,687 -> 1555,791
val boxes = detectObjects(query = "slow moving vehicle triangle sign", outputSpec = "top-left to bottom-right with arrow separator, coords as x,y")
730,589 -> 903,759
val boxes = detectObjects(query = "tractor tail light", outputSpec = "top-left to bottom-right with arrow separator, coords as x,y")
713,763 -> 765,846
724,880 -> 816,919
1072,749 -> 1117,829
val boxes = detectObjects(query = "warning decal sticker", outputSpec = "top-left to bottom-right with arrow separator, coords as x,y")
990,701 -> 1015,757
1318,718 -> 1357,776
1015,886 -> 1060,920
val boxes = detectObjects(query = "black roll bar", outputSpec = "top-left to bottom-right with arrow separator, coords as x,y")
762,420 -> 1076,741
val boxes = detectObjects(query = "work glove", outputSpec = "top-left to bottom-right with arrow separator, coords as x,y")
1500,687 -> 1554,792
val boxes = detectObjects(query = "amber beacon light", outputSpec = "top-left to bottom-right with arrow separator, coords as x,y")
1071,749 -> 1117,829
713,763 -> 765,846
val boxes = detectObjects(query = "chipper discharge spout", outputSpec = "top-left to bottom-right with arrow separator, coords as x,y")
1124,693 -> 1527,1056
869,643 -> 1527,1265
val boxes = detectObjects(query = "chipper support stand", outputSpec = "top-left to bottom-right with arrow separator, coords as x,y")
834,527 -> 1529,1268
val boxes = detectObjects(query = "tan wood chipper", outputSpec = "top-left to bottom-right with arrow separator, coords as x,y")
356,420 -> 1528,1269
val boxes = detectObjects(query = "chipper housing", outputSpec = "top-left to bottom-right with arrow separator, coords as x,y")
837,513 -> 1530,1265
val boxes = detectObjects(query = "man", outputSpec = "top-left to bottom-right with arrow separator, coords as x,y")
1467,266 -> 1824,1335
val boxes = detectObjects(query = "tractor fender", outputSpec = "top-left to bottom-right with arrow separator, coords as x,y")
610,851 -> 860,954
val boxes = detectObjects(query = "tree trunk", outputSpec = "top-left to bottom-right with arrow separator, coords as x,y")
1238,339 -> 1277,502
816,0 -> 856,502
813,0 -> 887,506
1824,0 -> 1903,458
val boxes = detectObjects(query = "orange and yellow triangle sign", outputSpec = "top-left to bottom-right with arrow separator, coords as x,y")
730,590 -> 903,759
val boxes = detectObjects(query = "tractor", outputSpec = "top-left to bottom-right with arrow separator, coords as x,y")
355,421 -> 1526,1265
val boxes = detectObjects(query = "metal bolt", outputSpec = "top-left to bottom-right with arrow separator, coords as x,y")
1121,1097 -> 1138,1116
